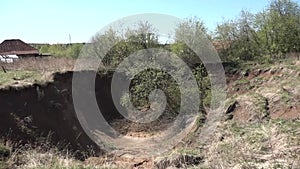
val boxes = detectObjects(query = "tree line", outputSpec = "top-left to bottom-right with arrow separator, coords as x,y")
31,43 -> 84,58
34,0 -> 300,64
214,0 -> 300,62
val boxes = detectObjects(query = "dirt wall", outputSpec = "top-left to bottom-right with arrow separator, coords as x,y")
0,71 -> 122,157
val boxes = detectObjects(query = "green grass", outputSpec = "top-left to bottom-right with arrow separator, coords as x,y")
233,78 -> 250,86
274,119 -> 300,137
0,70 -> 42,87
177,148 -> 202,156
281,89 -> 292,105
0,144 -> 10,158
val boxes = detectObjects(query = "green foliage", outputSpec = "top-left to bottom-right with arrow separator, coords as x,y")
234,78 -> 250,86
170,42 -> 201,68
33,43 -> 84,58
215,10 -> 260,61
170,18 -> 212,109
214,0 -> 300,62
0,70 -> 41,87
129,69 -> 181,111
102,40 -> 144,69
89,20 -> 213,115
66,44 -> 83,58
175,16 -> 209,41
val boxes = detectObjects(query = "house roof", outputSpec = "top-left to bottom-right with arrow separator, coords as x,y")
0,39 -> 38,55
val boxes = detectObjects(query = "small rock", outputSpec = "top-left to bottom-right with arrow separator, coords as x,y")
219,135 -> 225,141
24,116 -> 32,123
270,69 -> 277,74
242,69 -> 250,77
263,68 -> 270,73
225,101 -> 237,115
254,69 -> 262,76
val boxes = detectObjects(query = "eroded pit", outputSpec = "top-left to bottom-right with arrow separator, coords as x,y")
0,71 -> 180,158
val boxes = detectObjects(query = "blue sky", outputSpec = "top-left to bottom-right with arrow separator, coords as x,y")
0,0 -> 272,44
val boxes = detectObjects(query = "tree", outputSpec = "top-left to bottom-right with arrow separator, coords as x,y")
125,21 -> 159,49
214,10 -> 259,61
214,20 -> 239,61
172,16 -> 210,66
89,22 -> 160,69
66,43 -> 83,58
171,17 -> 211,110
214,0 -> 300,61
234,10 -> 260,61
255,0 -> 300,58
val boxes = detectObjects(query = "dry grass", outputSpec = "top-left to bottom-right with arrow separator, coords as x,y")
0,57 -> 102,87
0,140 -> 119,169
0,57 -> 75,88
0,57 -> 105,73
202,120 -> 300,169
0,57 -> 76,73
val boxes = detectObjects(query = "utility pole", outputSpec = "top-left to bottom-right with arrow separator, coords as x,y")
69,34 -> 72,45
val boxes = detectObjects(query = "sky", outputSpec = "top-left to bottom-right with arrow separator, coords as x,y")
0,0 -> 272,44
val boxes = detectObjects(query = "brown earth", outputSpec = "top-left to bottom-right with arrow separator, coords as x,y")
0,71 -> 179,161
0,71 -> 125,158
224,62 -> 300,122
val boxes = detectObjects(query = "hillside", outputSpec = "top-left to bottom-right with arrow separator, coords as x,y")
198,60 -> 300,168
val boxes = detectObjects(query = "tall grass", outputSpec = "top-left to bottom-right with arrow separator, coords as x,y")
0,138 -> 120,169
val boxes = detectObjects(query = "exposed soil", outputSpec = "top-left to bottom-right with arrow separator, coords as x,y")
224,62 -> 300,122
110,113 -> 175,137
0,71 -> 179,160
0,71 -> 111,157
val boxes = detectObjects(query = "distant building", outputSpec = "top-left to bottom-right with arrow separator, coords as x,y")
0,55 -> 18,63
0,39 -> 39,61
0,39 -> 39,63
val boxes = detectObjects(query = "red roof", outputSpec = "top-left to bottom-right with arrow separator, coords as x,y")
0,39 -> 38,55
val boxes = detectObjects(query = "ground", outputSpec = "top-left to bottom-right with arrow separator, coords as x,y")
0,58 -> 299,169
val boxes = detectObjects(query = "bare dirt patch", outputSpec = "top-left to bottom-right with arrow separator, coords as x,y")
225,62 -> 300,122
